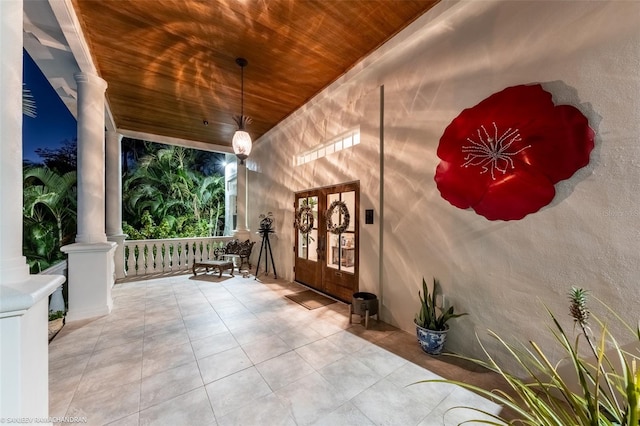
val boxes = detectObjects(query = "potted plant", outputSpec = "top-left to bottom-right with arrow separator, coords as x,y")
414,277 -> 467,355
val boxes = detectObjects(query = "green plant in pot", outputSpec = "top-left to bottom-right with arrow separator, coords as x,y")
414,277 -> 467,355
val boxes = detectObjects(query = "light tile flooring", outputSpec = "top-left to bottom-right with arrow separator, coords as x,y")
49,273 -> 507,426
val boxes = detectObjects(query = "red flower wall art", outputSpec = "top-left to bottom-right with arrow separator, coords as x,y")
434,84 -> 595,221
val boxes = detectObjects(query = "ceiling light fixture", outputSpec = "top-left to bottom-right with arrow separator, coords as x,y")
232,57 -> 252,164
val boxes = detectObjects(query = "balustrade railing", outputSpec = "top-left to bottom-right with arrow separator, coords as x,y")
123,236 -> 233,277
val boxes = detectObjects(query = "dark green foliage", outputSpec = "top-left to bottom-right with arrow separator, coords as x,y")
23,213 -> 62,273
49,310 -> 64,321
22,138 -> 226,272
121,141 -> 226,239
23,165 -> 77,273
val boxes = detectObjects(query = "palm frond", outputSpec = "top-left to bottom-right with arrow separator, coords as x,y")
23,84 -> 37,118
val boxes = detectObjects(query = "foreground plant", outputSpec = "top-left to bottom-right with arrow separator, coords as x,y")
419,287 -> 640,425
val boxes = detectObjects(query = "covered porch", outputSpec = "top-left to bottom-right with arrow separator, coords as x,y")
49,273 -> 504,425
3,0 -> 640,423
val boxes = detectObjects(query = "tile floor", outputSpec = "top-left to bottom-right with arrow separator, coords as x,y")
49,272 -> 507,426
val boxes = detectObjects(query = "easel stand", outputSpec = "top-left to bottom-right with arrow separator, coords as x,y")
255,229 -> 277,279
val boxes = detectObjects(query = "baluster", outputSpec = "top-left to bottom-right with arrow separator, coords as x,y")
194,240 -> 202,263
133,242 -> 141,276
144,242 -> 152,274
167,242 -> 172,272
170,241 -> 179,271
166,242 -> 172,271
202,240 -> 209,261
138,243 -> 145,274
152,243 -> 159,273
156,242 -> 164,273
168,242 -> 174,272
181,242 -> 188,271
124,245 -> 130,276
163,241 -> 169,272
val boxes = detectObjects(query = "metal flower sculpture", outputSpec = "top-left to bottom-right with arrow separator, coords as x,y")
435,84 -> 595,221
259,212 -> 274,232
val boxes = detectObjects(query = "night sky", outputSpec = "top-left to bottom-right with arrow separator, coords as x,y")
22,50 -> 77,163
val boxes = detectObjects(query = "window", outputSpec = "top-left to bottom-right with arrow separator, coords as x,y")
295,128 -> 360,166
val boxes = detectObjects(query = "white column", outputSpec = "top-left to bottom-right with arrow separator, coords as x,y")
61,72 -> 116,322
75,72 -> 108,244
106,130 -> 127,279
0,0 -> 29,284
234,159 -> 250,240
1,0 -> 64,422
105,130 -> 123,236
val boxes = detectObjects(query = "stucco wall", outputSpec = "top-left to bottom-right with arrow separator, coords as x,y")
248,0 -> 640,370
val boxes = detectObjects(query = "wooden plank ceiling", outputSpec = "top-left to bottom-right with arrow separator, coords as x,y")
72,0 -> 438,150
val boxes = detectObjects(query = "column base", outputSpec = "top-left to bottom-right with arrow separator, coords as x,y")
1,274 -> 65,422
61,242 -> 116,322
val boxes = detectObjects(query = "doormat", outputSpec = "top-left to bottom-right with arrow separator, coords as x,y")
285,290 -> 337,310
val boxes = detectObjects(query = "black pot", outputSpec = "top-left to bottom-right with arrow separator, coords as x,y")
350,292 -> 378,328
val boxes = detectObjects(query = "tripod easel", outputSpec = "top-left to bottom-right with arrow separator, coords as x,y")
255,229 -> 277,279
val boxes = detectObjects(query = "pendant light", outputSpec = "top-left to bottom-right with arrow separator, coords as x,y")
232,57 -> 252,164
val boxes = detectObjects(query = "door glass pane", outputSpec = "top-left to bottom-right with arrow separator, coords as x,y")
342,191 -> 355,232
297,196 -> 318,260
326,191 -> 355,274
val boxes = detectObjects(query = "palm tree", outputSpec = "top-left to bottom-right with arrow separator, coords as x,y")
23,208 -> 59,272
23,167 -> 77,246
195,175 -> 225,236
122,144 -> 226,238
123,146 -> 194,233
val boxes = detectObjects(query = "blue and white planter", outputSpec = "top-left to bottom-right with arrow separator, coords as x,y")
415,322 -> 449,355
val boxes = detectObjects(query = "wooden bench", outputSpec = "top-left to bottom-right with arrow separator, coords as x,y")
192,260 -> 234,278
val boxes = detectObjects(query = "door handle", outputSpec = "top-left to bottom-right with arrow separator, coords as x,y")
316,235 -> 325,256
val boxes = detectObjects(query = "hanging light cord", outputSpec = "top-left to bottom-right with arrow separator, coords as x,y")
240,63 -> 244,119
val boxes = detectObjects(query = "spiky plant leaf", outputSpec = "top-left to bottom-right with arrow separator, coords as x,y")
415,277 -> 467,331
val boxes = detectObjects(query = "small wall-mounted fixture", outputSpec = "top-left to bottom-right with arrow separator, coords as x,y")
365,209 -> 374,224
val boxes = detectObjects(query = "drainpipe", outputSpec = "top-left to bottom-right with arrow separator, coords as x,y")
378,85 -> 385,317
